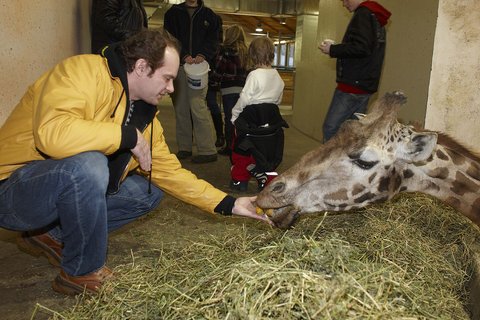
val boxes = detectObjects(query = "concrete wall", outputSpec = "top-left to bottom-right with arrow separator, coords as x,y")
293,0 -> 480,151
0,0 -> 91,125
293,0 -> 439,142
425,0 -> 480,150
2,0 -> 479,148
378,0 -> 438,123
292,14 -> 330,140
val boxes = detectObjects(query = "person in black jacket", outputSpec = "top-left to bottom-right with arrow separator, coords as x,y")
319,0 -> 391,142
91,0 -> 148,54
164,0 -> 221,164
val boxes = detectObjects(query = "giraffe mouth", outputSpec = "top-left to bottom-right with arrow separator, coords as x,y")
256,205 -> 300,229
256,204 -> 292,217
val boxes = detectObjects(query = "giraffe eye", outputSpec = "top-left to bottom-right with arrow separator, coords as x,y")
353,159 -> 378,170
271,182 -> 285,193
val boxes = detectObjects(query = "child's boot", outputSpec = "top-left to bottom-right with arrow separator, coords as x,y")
230,180 -> 248,192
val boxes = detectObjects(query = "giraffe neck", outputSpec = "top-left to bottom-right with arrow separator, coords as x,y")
405,144 -> 480,225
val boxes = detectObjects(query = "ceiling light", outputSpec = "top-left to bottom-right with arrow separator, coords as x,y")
279,18 -> 286,25
255,23 -> 263,32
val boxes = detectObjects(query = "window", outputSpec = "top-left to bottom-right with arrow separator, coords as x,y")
287,42 -> 295,68
273,40 -> 295,69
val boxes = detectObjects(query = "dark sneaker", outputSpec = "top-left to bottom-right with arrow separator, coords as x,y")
256,172 -> 278,190
248,166 -> 278,191
230,180 -> 248,192
176,151 -> 192,159
52,266 -> 113,296
191,154 -> 217,163
217,147 -> 231,156
17,232 -> 63,268
215,136 -> 225,148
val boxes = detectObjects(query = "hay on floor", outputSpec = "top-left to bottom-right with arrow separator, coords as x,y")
35,193 -> 478,319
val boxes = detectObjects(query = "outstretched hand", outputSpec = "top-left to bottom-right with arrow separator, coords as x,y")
232,196 -> 273,225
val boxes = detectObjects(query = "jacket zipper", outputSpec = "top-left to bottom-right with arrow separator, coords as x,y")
188,5 -> 200,55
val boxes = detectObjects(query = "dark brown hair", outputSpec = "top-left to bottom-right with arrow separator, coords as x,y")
248,36 -> 275,67
121,29 -> 180,75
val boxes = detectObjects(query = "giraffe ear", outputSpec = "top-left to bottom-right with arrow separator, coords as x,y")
398,132 -> 438,162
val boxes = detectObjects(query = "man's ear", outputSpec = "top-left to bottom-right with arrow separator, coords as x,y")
134,59 -> 148,76
397,132 -> 438,162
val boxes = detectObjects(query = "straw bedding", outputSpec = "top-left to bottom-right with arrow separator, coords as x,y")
34,193 -> 478,319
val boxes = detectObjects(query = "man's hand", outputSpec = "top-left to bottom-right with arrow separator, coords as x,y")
131,129 -> 151,171
318,39 -> 334,55
232,196 -> 273,225
194,55 -> 205,64
184,55 -> 195,64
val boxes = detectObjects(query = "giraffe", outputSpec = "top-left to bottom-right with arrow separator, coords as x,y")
256,91 -> 480,229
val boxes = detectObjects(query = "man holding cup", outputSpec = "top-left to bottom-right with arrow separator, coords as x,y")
319,0 -> 391,142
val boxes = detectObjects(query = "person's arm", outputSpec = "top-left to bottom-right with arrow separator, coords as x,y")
96,0 -> 132,40
147,119 -> 268,224
33,56 -> 127,158
164,7 -> 190,62
196,10 -> 221,63
273,72 -> 285,106
210,52 -> 224,85
231,72 -> 256,123
329,8 -> 376,59
213,195 -> 271,223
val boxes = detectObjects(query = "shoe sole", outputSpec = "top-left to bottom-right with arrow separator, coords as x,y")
17,236 -> 61,268
229,184 -> 248,192
191,157 -> 217,163
52,275 -> 93,296
176,152 -> 192,160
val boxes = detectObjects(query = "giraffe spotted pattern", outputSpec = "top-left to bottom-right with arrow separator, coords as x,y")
256,91 -> 480,229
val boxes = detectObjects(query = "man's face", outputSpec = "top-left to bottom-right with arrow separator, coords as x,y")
185,0 -> 198,7
342,0 -> 362,12
131,46 -> 179,106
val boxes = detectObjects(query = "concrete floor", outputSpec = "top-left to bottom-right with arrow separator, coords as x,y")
159,97 -> 317,163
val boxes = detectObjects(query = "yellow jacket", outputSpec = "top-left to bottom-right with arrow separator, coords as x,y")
0,54 -> 228,214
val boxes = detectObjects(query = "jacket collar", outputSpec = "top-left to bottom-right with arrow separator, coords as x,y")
179,0 -> 204,11
102,42 -> 130,99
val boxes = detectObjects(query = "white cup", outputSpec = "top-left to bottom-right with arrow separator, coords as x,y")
322,39 -> 335,46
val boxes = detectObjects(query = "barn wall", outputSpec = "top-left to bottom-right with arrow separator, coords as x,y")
0,0 -> 91,125
425,0 -> 480,150
1,1 -> 479,148
292,0 -> 438,142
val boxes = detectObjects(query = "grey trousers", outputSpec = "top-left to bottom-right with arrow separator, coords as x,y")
171,66 -> 216,155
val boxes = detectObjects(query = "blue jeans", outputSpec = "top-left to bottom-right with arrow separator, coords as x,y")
0,152 -> 163,276
206,86 -> 221,115
322,89 -> 371,142
222,93 -> 240,148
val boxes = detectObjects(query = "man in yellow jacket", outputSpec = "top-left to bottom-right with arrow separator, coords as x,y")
0,30 -> 268,295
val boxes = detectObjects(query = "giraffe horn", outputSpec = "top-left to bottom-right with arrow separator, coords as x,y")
362,91 -> 407,125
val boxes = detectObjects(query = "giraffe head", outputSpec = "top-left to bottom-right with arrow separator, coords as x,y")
256,91 -> 438,229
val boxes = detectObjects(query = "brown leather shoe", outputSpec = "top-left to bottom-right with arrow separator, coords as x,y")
52,266 -> 113,296
17,232 -> 63,267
